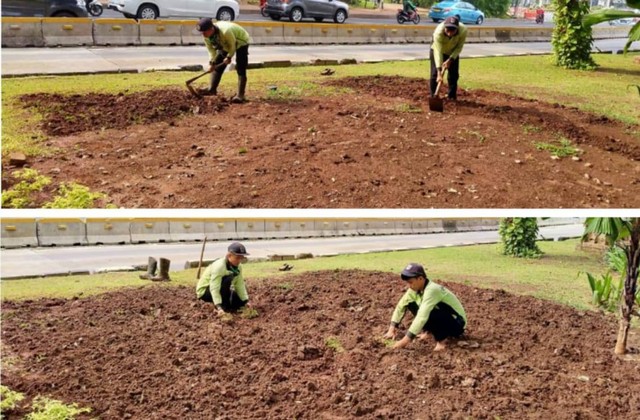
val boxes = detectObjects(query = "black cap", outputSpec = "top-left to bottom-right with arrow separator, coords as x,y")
444,16 -> 460,29
401,263 -> 426,280
196,17 -> 214,32
228,242 -> 249,256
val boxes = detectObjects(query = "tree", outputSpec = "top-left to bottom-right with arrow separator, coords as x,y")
583,217 -> 640,355
582,0 -> 640,54
552,0 -> 597,69
469,0 -> 511,18
498,218 -> 543,258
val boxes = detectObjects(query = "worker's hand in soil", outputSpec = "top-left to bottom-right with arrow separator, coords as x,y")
417,332 -> 428,341
392,335 -> 411,350
383,325 -> 397,340
216,307 -> 226,316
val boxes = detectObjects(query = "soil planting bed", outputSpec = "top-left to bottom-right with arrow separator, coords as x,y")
2,270 -> 639,419
4,76 -> 640,208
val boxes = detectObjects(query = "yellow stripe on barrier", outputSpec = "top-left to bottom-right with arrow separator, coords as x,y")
5,226 -> 17,232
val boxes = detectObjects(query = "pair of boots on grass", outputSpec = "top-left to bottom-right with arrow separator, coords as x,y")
139,257 -> 171,282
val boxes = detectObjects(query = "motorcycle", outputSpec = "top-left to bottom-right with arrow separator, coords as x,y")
86,0 -> 104,17
260,0 -> 268,18
535,10 -> 544,24
396,9 -> 420,25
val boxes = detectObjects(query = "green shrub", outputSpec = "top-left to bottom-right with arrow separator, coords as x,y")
1,168 -> 51,208
24,397 -> 91,420
43,183 -> 106,209
0,385 -> 25,415
498,218 -> 543,258
551,0 -> 596,70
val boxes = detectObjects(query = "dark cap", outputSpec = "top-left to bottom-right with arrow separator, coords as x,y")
444,16 -> 460,29
401,263 -> 426,280
228,242 -> 249,256
196,17 -> 214,32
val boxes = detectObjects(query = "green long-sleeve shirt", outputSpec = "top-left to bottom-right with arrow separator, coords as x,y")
204,21 -> 250,61
431,21 -> 467,69
195,258 -> 248,306
390,280 -> 467,338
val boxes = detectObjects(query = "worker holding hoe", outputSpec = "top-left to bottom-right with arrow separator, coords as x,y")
195,18 -> 250,103
384,263 -> 467,351
430,16 -> 467,101
196,242 -> 251,315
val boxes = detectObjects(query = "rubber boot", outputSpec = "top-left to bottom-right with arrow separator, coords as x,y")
231,76 -> 247,103
139,257 -> 157,280
207,70 -> 224,95
151,258 -> 171,282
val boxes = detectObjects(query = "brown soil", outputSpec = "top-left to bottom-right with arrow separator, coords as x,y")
4,76 -> 640,208
2,270 -> 639,419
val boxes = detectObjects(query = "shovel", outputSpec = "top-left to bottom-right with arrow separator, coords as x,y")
428,67 -> 448,113
185,63 -> 226,98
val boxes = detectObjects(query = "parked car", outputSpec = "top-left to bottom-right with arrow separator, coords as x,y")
264,0 -> 349,24
107,0 -> 239,20
1,0 -> 88,17
429,1 -> 484,25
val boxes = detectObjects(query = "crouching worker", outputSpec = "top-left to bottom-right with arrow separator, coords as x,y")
384,263 -> 467,351
196,242 -> 250,315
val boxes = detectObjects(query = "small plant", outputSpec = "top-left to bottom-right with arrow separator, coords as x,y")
325,336 -> 345,353
378,337 -> 395,348
585,271 -> 622,312
276,282 -> 293,291
24,397 -> 91,420
240,306 -> 259,319
1,168 -> 52,208
394,103 -> 422,113
43,182 -> 106,209
238,147 -> 248,155
466,130 -> 486,143
534,138 -> 581,158
522,124 -> 542,134
308,126 -> 318,133
0,385 -> 25,414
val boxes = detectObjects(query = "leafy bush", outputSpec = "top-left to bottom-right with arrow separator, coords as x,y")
1,168 -> 51,208
43,183 -> 106,209
551,0 -> 596,70
469,0 -> 511,18
498,218 -> 543,258
24,397 -> 91,420
0,385 -> 25,415
585,271 -> 622,311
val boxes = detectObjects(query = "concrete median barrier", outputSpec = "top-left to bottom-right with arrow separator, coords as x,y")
477,27 -> 498,43
288,219 -> 318,238
395,220 -> 413,235
139,19 -> 182,46
357,220 -> 397,235
236,220 -> 266,239
1,219 -> 39,248
169,219 -> 205,242
37,218 -> 87,246
336,220 -> 360,236
283,22 -> 313,44
314,220 -> 338,237
1,17 -> 44,47
412,219 -> 445,234
42,17 -> 92,47
86,218 -> 131,245
312,24 -> 339,44
404,26 -> 430,44
264,220 -> 291,238
245,21 -> 284,45
130,219 -> 170,243
94,18 -> 139,46
204,220 -> 237,241
180,19 -> 201,45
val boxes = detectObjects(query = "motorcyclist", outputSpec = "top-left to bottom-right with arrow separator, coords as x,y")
403,0 -> 417,19
535,8 -> 544,24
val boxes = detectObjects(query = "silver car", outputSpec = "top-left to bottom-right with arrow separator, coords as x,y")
265,0 -> 349,23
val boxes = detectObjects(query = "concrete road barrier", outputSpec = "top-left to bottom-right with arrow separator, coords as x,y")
357,220 -> 397,235
236,220 -> 266,239
180,19 -> 201,45
395,220 -> 413,235
264,220 -> 291,238
283,22 -> 313,44
477,28 -> 498,43
314,220 -> 338,237
336,220 -> 360,236
203,220 -> 237,241
404,26 -> 430,44
42,17 -> 92,47
1,17 -> 44,47
94,18 -> 139,46
288,219 -> 318,238
246,21 -> 284,45
169,219 -> 205,242
312,24 -> 339,44
86,218 -> 131,245
139,19 -> 182,46
1,219 -> 39,248
130,219 -> 170,243
37,218 -> 87,246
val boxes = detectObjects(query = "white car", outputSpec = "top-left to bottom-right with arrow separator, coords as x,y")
107,0 -> 239,20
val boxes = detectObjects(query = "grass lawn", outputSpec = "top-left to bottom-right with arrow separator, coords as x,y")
0,239 -> 609,312
2,53 -> 638,156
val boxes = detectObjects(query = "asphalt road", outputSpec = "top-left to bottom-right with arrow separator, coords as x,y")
0,223 -> 583,279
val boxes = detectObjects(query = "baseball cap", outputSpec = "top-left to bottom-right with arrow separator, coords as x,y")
228,242 -> 249,256
444,16 -> 460,29
401,263 -> 426,280
196,17 -> 214,32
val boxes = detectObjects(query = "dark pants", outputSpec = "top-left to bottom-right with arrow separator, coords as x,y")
429,48 -> 460,100
408,302 -> 465,342
213,45 -> 249,77
199,274 -> 247,312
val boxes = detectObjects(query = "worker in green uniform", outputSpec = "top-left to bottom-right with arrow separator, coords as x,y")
196,18 -> 250,103
430,16 -> 467,100
196,242 -> 250,315
384,263 -> 467,351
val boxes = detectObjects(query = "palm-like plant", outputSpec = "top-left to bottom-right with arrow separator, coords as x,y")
583,217 -> 640,355
582,0 -> 640,54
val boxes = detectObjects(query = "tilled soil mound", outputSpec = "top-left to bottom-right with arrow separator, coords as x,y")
2,270 -> 639,419
4,76 -> 640,208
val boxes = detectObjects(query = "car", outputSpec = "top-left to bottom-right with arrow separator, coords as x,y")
264,0 -> 349,24
107,0 -> 239,20
1,0 -> 88,17
428,1 -> 484,25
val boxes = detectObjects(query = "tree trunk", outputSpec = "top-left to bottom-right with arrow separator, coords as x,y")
614,219 -> 640,355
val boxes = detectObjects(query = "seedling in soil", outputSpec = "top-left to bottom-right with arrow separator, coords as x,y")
25,396 -> 91,420
325,336 -> 345,353
522,124 -> 542,134
218,312 -> 234,323
238,147 -> 248,155
377,337 -> 395,348
394,103 -> 422,113
240,307 -> 259,319
0,385 -> 25,413
276,282 -> 293,291
534,138 -> 581,158
465,130 -> 486,143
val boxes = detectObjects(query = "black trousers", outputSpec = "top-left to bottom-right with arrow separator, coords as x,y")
429,48 -> 460,99
407,302 -> 465,342
213,45 -> 249,77
199,274 -> 247,312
